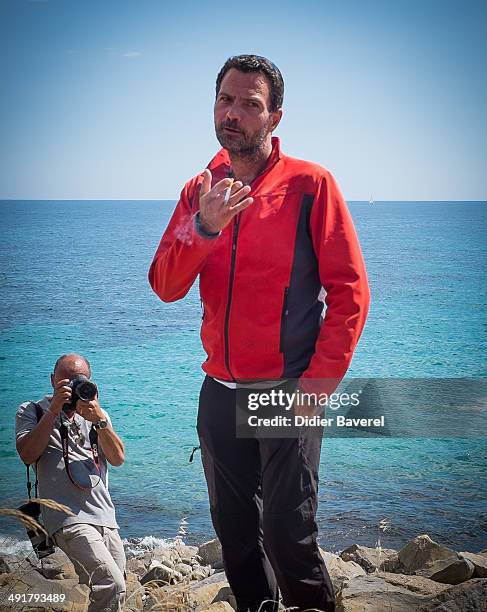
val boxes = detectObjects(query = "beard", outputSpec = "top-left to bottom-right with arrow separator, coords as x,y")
215,119 -> 273,160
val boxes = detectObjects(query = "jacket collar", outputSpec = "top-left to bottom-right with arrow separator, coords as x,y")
206,136 -> 283,179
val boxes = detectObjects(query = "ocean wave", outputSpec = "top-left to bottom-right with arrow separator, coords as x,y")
122,534 -> 178,559
0,534 -> 31,557
0,531 -> 185,561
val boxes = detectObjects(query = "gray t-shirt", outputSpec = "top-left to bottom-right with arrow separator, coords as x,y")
15,395 -> 119,537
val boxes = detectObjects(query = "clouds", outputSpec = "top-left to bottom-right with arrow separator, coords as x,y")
63,49 -> 143,58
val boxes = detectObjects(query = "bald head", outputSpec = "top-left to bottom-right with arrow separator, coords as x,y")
52,354 -> 91,385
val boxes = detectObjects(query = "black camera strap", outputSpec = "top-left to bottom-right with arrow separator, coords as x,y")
25,402 -> 44,500
20,402 -> 57,559
59,418 -> 101,491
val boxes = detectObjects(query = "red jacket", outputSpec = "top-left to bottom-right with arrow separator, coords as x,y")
149,138 -> 370,389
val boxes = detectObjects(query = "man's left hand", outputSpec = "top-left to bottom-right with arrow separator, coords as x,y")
76,398 -> 105,423
291,383 -> 325,419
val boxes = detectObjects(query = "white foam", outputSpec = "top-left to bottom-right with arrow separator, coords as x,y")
123,516 -> 192,558
0,535 -> 32,557
122,535 -> 175,558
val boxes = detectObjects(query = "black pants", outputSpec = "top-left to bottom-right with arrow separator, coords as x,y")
197,376 -> 335,612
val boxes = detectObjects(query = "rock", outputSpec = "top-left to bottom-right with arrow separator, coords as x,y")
142,546 -> 178,570
415,556 -> 475,584
191,564 -> 213,581
0,554 -> 35,577
188,573 -> 231,610
337,574 -> 428,611
140,552 -> 152,567
458,551 -> 487,578
36,548 -> 77,580
377,571 -> 450,597
211,559 -> 225,571
418,578 -> 487,611
340,543 -> 398,574
174,543 -> 199,565
398,535 -> 457,574
0,567 -> 89,610
175,562 -> 193,576
142,585 -> 164,610
0,554 -> 16,574
200,603 -> 234,611
189,572 -> 229,590
125,570 -> 143,611
211,584 -> 237,609
142,584 -> 191,611
140,562 -> 183,586
126,556 -> 148,579
379,552 -> 402,573
319,548 -> 366,591
198,538 -> 223,568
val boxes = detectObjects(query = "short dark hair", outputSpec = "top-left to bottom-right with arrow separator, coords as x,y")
216,54 -> 284,112
53,354 -> 91,377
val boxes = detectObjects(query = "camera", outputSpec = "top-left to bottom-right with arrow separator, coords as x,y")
63,375 -> 98,412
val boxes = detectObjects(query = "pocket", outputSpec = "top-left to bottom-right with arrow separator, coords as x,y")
279,287 -> 289,353
59,523 -> 103,546
58,524 -> 82,545
298,430 -> 322,485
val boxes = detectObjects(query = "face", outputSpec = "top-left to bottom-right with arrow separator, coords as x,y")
51,356 -> 90,389
214,68 -> 282,157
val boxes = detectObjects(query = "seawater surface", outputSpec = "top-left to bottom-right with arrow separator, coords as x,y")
0,199 -> 486,555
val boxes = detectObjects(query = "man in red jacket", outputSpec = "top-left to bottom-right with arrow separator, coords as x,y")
149,55 -> 370,612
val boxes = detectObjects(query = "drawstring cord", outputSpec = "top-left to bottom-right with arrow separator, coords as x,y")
189,446 -> 200,463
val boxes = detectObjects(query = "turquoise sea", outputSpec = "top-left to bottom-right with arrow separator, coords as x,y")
0,199 -> 486,555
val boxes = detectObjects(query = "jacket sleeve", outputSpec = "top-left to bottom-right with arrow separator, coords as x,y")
299,171 -> 371,394
148,178 -> 220,302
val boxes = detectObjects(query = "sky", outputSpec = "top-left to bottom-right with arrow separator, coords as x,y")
1,0 -> 486,201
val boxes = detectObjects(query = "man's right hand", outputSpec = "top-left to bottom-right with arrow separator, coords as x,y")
16,378 -> 72,464
49,379 -> 72,415
198,169 -> 253,234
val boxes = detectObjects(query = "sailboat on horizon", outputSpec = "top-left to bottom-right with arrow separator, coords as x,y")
369,194 -> 374,204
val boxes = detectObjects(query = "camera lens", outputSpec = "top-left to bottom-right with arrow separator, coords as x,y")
76,380 -> 98,401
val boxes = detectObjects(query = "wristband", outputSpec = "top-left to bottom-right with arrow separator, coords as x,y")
194,212 -> 221,239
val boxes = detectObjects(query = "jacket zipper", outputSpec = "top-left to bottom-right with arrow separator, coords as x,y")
223,213 -> 241,380
221,152 -> 281,380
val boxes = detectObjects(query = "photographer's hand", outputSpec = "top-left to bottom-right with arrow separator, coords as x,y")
77,398 -> 125,467
76,398 -> 105,423
49,379 -> 72,416
16,379 -> 70,464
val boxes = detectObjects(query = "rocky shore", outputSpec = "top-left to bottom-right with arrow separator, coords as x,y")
0,534 -> 486,611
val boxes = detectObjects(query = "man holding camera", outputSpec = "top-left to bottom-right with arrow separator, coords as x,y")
15,353 -> 126,612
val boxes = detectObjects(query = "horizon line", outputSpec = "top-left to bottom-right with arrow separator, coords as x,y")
1,198 -> 487,203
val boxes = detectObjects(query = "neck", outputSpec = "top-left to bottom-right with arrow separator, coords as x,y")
229,138 -> 273,185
